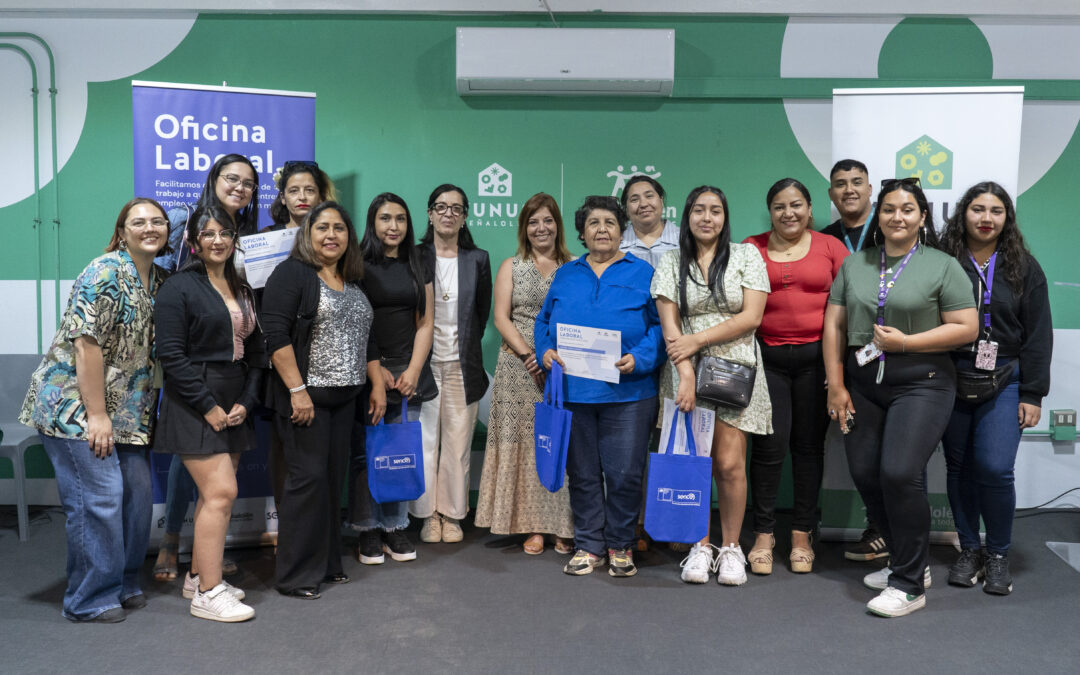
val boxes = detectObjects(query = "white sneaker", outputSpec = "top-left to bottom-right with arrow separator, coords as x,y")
420,516 -> 442,543
190,583 -> 255,622
679,543 -> 717,584
863,566 -> 932,591
182,572 -> 246,600
866,586 -> 926,617
714,543 -> 748,586
441,516 -> 464,543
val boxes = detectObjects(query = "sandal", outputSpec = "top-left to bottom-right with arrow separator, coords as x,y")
748,534 -> 775,575
153,533 -> 179,582
553,537 -> 574,555
790,531 -> 815,574
523,534 -> 545,556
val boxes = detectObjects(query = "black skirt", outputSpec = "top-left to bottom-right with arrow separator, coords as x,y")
154,361 -> 257,455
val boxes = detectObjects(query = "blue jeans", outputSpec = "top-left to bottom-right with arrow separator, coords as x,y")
41,436 -> 152,620
941,368 -> 1022,555
164,454 -> 196,534
565,397 -> 658,556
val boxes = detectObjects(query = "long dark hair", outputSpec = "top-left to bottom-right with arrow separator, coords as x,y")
419,183 -> 476,249
182,205 -> 253,310
361,192 -> 426,317
197,153 -> 260,236
291,201 -> 365,283
868,179 -> 941,250
940,181 -> 1029,293
678,186 -> 732,317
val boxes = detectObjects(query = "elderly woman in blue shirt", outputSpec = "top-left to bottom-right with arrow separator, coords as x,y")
535,195 -> 663,579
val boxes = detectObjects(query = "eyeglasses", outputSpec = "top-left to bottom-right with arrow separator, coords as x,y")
284,160 -> 319,171
197,229 -> 236,243
881,176 -> 921,189
431,202 -> 465,217
221,173 -> 257,192
125,217 -> 168,230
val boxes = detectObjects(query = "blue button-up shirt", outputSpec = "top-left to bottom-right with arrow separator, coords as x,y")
534,252 -> 663,404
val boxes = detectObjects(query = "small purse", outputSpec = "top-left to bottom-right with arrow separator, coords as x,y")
695,355 -> 756,409
955,360 -> 1016,404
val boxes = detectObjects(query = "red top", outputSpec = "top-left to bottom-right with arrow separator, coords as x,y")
742,229 -> 849,346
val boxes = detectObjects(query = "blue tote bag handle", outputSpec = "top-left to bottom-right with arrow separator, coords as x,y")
663,406 -> 698,457
546,360 -> 565,408
534,360 -> 572,493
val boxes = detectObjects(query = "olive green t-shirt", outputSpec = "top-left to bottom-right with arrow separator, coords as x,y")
828,245 -> 975,348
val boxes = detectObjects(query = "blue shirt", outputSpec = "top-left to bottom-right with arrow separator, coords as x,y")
534,252 -> 663,404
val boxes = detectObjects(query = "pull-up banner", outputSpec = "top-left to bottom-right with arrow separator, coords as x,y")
132,80 -> 316,230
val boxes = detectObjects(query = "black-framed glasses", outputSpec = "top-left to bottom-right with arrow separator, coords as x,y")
221,173 -> 257,192
197,229 -> 236,243
881,176 -> 921,189
284,160 -> 319,171
432,202 -> 465,217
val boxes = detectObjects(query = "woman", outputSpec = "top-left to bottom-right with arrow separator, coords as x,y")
939,182 -> 1052,596
476,193 -> 575,555
824,179 -> 978,617
348,193 -> 435,564
742,179 -> 849,575
535,195 -> 663,578
413,184 -> 492,544
269,160 -> 337,231
619,175 -> 680,268
652,186 -> 772,586
154,153 -> 261,582
154,206 -> 266,622
262,201 -> 386,599
19,198 -> 170,622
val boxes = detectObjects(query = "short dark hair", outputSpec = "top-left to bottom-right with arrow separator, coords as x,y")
270,162 -> 335,225
574,196 -> 627,243
620,175 -> 665,208
290,201 -> 365,282
830,159 -> 869,180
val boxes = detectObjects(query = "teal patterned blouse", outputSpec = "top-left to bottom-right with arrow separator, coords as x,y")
20,250 -> 166,445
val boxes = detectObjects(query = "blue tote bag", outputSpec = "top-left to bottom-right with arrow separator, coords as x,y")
644,407 -> 712,544
366,399 -> 425,504
534,361 -> 572,492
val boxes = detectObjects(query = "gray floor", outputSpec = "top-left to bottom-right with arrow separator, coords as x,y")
2,506 -> 1079,674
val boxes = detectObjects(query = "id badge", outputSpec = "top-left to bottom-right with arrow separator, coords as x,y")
975,340 -> 998,371
856,342 -> 883,367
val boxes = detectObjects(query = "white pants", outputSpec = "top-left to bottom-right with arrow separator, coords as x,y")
411,361 -> 478,520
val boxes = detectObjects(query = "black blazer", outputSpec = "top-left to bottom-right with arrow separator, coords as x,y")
154,268 -> 267,415
420,244 -> 492,404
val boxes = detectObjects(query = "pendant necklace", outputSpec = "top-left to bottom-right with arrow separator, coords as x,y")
437,257 -> 454,301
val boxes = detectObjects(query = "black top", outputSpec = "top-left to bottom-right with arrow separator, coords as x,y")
821,218 -> 868,252
154,268 -> 267,415
364,255 -> 433,361
261,257 -> 379,413
955,253 -> 1053,406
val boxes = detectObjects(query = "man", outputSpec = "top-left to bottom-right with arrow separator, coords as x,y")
619,175 -> 679,268
823,159 -> 889,562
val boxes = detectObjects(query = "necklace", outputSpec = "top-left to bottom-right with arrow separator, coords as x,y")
436,257 -> 455,301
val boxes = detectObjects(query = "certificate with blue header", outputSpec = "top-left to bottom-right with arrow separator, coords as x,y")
239,228 -> 297,289
557,323 -> 621,384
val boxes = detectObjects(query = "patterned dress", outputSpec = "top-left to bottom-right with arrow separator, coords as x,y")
475,256 -> 574,538
650,244 -> 774,435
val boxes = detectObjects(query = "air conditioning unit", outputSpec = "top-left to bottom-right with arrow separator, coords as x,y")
456,27 -> 674,97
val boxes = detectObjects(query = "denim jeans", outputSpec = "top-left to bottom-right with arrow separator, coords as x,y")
941,364 -> 1022,555
41,436 -> 152,620
163,454 -> 196,534
347,387 -> 414,532
565,397 -> 658,556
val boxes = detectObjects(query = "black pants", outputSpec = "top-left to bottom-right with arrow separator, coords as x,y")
843,351 -> 955,596
750,340 -> 828,534
274,385 -> 360,592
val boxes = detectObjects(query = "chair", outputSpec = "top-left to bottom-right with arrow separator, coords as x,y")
0,425 -> 39,542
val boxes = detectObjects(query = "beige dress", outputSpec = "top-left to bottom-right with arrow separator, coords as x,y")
475,256 -> 574,538
650,245 -> 774,435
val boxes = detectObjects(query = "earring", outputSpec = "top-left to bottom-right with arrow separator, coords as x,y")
118,239 -> 128,250
919,226 -> 927,246
872,228 -> 880,247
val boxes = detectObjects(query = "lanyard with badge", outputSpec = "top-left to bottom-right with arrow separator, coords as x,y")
855,243 -> 919,383
968,251 -> 999,371
842,214 -> 872,253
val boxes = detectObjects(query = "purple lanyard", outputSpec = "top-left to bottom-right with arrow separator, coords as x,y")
877,243 -> 919,325
968,251 -> 997,333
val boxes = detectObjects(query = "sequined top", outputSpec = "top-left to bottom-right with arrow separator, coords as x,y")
306,280 -> 373,388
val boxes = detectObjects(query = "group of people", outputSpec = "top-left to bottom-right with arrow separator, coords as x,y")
19,153 -> 1051,623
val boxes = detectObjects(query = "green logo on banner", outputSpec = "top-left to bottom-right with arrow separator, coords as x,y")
895,135 -> 952,190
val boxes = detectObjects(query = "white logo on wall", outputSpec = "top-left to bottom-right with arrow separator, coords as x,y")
471,162 -> 519,227
607,164 -> 662,197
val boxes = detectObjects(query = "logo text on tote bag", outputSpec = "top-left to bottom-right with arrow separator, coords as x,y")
375,454 -> 417,470
537,435 -> 551,455
657,488 -> 702,506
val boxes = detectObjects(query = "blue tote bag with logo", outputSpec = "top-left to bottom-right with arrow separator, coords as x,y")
366,399 -> 425,504
534,361 -> 572,493
644,407 -> 712,544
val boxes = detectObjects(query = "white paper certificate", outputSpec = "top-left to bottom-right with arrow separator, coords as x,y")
239,228 -> 298,289
557,323 -> 621,384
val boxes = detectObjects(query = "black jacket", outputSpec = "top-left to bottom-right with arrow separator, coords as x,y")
154,267 -> 267,415
419,244 -> 492,404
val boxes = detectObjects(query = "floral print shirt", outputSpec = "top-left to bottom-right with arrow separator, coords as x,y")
20,250 -> 166,444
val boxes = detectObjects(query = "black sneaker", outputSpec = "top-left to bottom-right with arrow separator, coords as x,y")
608,548 -> 638,578
358,530 -> 385,565
983,553 -> 1013,595
383,530 -> 417,562
845,527 -> 889,561
947,548 -> 984,587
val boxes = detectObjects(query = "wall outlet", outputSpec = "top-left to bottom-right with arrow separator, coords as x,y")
1050,409 -> 1077,442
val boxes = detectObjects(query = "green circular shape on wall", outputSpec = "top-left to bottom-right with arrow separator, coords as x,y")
878,18 -> 993,80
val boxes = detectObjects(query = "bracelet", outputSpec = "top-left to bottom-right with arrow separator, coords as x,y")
289,383 -> 307,393
518,352 -> 532,363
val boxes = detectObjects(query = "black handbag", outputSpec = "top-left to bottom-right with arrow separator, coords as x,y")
695,355 -> 756,409
955,360 -> 1016,404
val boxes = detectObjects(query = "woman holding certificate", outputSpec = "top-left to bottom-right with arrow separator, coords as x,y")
534,195 -> 663,579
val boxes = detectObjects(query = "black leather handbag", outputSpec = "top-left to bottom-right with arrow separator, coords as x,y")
694,355 -> 756,409
955,360 -> 1015,405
